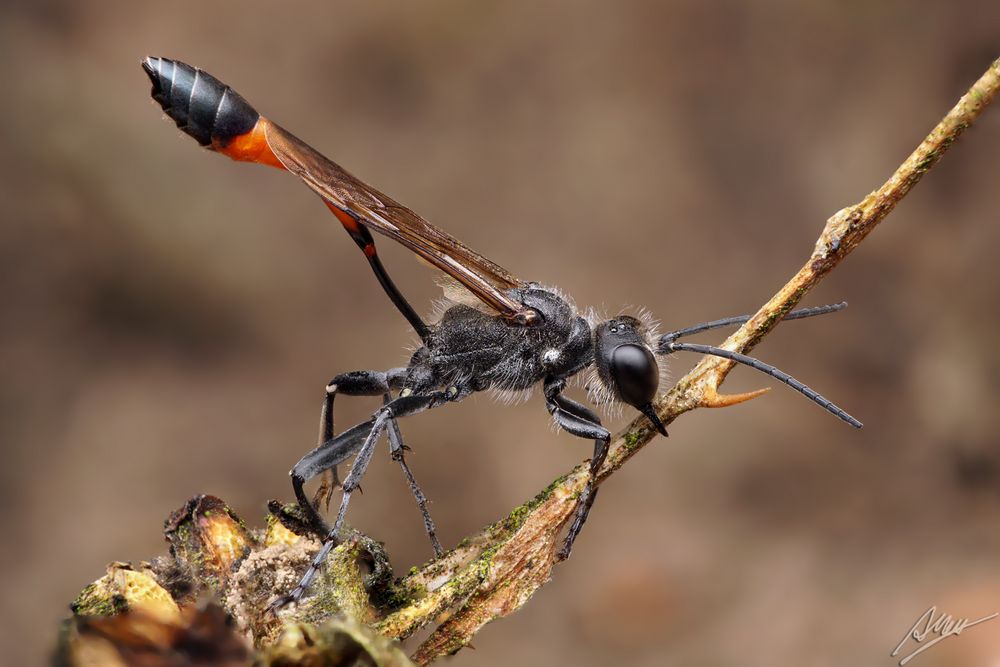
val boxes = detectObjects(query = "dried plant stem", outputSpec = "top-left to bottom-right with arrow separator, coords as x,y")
400,57 -> 1000,665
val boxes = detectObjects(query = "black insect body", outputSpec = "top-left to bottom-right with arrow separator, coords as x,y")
142,57 -> 863,610
424,286 -> 594,394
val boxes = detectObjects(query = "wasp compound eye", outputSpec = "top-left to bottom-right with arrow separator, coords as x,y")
606,343 -> 667,436
609,344 -> 659,409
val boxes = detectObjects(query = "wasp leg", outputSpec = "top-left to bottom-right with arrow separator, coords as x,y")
325,203 -> 431,342
383,392 -> 443,557
271,386 -> 466,611
310,381 -> 340,515
543,378 -> 611,561
308,369 -> 408,517
289,417 -> 380,533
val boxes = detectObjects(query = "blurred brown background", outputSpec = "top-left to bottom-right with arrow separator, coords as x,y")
2,1 -> 999,665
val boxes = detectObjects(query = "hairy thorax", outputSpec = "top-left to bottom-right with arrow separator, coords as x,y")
414,286 -> 594,394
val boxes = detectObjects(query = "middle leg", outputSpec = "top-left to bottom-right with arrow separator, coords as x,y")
544,377 -> 612,561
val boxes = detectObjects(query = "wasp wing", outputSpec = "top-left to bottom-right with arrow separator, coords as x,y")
262,122 -> 533,322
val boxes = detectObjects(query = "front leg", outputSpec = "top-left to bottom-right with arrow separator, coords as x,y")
543,377 -> 611,560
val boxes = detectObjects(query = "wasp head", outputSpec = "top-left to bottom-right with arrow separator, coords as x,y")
592,315 -> 668,435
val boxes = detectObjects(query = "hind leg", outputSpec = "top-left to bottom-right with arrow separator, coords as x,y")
309,370 -> 442,554
384,392 -> 444,556
271,385 -> 466,610
295,369 -> 407,534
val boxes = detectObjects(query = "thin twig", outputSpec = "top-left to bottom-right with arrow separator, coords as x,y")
398,57 -> 1000,665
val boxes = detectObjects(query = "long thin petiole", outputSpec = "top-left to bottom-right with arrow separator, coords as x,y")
658,302 -> 847,345
659,340 -> 862,428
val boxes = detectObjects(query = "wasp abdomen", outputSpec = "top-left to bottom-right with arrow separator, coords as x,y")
142,57 -> 259,147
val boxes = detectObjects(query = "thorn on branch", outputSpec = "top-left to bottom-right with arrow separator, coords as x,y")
700,385 -> 771,409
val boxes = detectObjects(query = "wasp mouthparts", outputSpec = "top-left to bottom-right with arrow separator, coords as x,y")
640,403 -> 668,437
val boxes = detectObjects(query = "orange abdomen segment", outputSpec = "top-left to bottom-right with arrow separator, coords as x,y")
213,118 -> 284,168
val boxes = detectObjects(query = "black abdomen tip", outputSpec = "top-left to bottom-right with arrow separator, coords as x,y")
142,57 -> 259,147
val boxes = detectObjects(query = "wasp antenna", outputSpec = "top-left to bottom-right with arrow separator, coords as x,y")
658,340 -> 862,428
659,302 -> 848,345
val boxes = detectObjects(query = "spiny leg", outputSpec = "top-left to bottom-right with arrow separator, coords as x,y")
271,386 -> 465,611
384,392 -> 444,557
289,418 -> 381,536
275,412 -> 391,611
543,378 -> 612,561
298,368 -> 408,531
